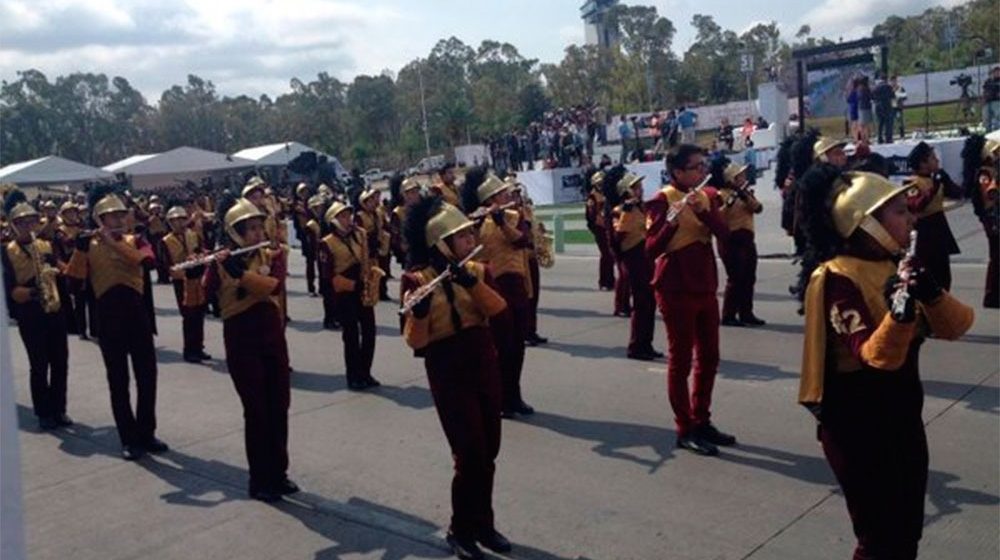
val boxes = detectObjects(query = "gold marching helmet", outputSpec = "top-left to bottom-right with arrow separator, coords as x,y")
224,197 -> 265,247
92,192 -> 127,221
166,206 -> 188,221
41,200 -> 57,211
58,200 -> 78,216
830,172 -> 910,252
723,163 -> 750,186
591,170 -> 606,188
241,176 -> 266,198
426,202 -> 474,249
307,194 -> 327,212
360,188 -> 380,204
402,177 -> 422,192
476,173 -> 509,204
616,172 -> 642,196
295,182 -> 310,198
317,183 -> 334,200
814,137 -> 848,162
324,200 -> 350,226
984,139 -> 1000,160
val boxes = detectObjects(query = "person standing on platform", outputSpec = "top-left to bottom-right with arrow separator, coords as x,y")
400,196 -> 512,560
962,136 -> 1000,308
645,145 -> 734,456
66,185 -> 165,461
162,206 -> 211,364
2,190 -> 71,431
203,194 -> 297,502
795,165 -> 973,560
318,201 -> 381,391
905,142 -> 962,290
601,165 -> 661,362
461,167 -> 534,418
585,169 -> 616,291
718,163 -> 766,327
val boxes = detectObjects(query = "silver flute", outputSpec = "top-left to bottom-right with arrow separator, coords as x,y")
890,230 -> 919,320
665,175 -> 712,224
398,245 -> 484,316
170,241 -> 271,271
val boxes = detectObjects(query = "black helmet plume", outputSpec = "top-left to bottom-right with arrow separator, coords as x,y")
708,155 -> 731,188
775,136 -> 796,189
2,188 -> 28,216
793,163 -> 845,304
791,128 -> 821,181
601,164 -> 627,208
214,189 -> 241,246
962,135 -> 988,217
403,195 -> 443,267
460,165 -> 488,214
388,173 -> 404,209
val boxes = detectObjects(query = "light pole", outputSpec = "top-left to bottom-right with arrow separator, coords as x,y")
417,59 -> 431,157
740,47 -> 755,118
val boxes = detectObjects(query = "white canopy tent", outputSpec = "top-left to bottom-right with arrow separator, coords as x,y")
0,156 -> 113,188
233,141 -> 347,177
103,146 -> 254,190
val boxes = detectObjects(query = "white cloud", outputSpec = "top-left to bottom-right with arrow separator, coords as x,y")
799,0 -> 969,41
558,23 -> 584,46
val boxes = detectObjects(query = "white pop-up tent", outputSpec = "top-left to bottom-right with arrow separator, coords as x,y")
0,155 -> 114,188
233,141 -> 347,177
103,146 -> 254,190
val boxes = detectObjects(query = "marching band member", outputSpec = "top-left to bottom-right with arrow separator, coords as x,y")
400,197 -> 512,560
390,176 -> 424,270
356,188 -> 392,301
718,162 -> 766,327
962,136 -> 999,308
162,205 -> 210,364
431,162 -> 461,207
2,190 -> 71,430
146,201 -> 170,285
905,142 -> 962,290
645,145 -> 733,456
461,167 -> 534,418
508,178 -> 548,346
795,165 -> 973,559
584,169 -> 616,291
318,201 -> 380,390
601,165 -> 660,361
305,194 -> 339,329
243,177 -> 290,323
203,194 -> 296,502
66,185 -> 165,460
53,201 -> 86,337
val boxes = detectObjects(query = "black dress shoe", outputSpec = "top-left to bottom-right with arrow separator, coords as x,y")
144,438 -> 170,454
364,377 -> 382,388
514,401 -> 535,415
647,349 -> 664,358
524,337 -> 538,347
198,351 -> 213,360
54,413 -> 73,427
721,317 -> 744,327
121,445 -> 145,461
275,478 -> 300,495
347,380 -> 368,391
249,488 -> 281,503
627,351 -> 657,361
526,333 -> 548,345
741,315 -> 766,326
676,435 -> 718,456
476,528 -> 512,553
38,416 -> 58,430
446,532 -> 484,560
183,353 -> 204,363
500,409 -> 517,419
696,423 -> 736,446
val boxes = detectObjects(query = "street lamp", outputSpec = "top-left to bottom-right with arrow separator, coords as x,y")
740,46 -> 755,118
417,59 -> 431,158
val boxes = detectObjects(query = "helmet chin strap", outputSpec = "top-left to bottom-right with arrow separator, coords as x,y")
859,215 -> 902,255
226,223 -> 247,248
434,240 -> 456,262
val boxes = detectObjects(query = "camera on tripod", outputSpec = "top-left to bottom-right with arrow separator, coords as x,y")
950,73 -> 973,89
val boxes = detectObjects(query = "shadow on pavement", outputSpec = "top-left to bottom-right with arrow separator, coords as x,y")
719,359 -> 796,382
523,411 -> 675,473
924,470 -> 1000,527
290,370 -> 347,393
537,306 -> 611,320
17,404 -> 121,458
368,384 -> 436,410
139,450 -> 248,507
922,379 -> 999,414
538,341 -> 631,360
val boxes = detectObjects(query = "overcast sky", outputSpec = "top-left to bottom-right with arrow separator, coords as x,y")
0,0 -> 965,102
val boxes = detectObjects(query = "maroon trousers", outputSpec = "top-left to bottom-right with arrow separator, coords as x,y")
424,327 -> 502,539
621,245 -> 655,355
613,258 -> 632,315
96,286 -> 158,446
379,254 -> 391,298
223,302 -> 290,492
171,281 -> 205,357
491,273 -> 529,409
656,291 -> 719,437
14,303 -> 69,419
820,421 -> 927,560
335,292 -> 376,385
305,249 -> 317,295
719,229 -> 758,320
526,256 -> 541,337
591,226 -> 615,290
983,220 -> 998,308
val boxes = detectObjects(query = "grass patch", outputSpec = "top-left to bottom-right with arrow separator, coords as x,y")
564,229 -> 596,244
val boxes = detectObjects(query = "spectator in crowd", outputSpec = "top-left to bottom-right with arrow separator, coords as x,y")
618,115 -> 632,163
872,73 -> 896,144
743,140 -> 758,186
740,118 -> 755,148
754,115 -> 769,130
857,76 -> 874,143
677,106 -> 698,144
718,118 -> 734,152
661,110 -> 678,149
984,66 -> 1000,132
892,75 -> 907,138
847,78 -> 861,140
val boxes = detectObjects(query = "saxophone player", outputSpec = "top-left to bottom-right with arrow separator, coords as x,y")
2,189 -> 71,431
318,201 -> 380,390
163,205 -> 211,364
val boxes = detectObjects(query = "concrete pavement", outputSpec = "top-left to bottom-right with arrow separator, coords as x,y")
8,215 -> 999,559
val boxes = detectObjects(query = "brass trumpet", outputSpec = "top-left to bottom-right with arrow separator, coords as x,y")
398,245 -> 483,316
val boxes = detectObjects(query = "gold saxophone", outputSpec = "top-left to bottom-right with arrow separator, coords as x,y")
533,222 -> 554,268
29,234 -> 61,313
361,252 -> 385,307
